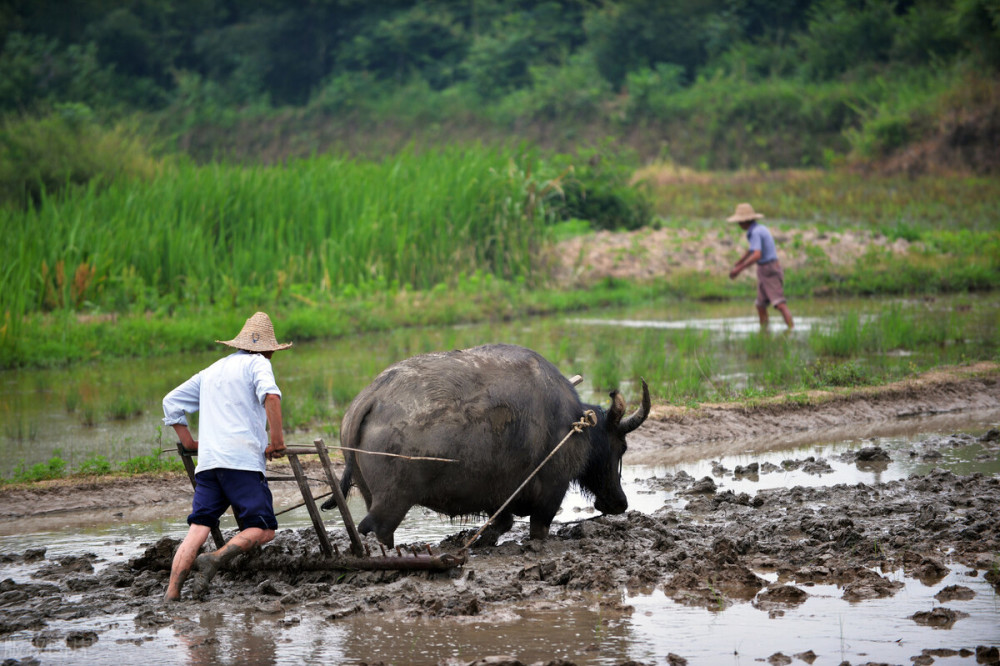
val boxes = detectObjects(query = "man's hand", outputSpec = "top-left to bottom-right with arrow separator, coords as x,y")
265,440 -> 286,461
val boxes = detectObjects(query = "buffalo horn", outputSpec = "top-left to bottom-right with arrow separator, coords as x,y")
618,378 -> 651,435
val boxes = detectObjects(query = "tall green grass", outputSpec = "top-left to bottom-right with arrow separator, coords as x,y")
0,145 -> 555,362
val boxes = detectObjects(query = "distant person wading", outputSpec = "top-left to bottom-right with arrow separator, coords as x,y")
727,202 -> 794,330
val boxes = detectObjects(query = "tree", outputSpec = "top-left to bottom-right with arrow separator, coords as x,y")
952,0 -> 1000,68
585,0 -> 736,90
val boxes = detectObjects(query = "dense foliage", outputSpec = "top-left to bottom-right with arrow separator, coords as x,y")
2,0 -> 995,111
1,1 -> 997,170
1,1 -> 998,372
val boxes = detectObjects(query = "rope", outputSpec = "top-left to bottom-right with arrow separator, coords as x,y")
332,445 -> 457,463
169,446 -> 455,462
462,409 -> 598,550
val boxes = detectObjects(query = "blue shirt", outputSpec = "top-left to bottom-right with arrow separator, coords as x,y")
746,221 -> 778,264
163,351 -> 282,474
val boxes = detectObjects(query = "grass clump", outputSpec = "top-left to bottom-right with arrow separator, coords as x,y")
9,451 -> 66,483
117,449 -> 184,475
76,454 -> 112,476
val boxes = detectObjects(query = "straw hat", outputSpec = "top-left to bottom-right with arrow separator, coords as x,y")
217,312 -> 293,352
727,202 -> 765,223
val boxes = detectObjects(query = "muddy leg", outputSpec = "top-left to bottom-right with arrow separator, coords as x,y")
776,302 -> 794,330
189,527 -> 275,600
164,524 -> 211,602
357,502 -> 409,549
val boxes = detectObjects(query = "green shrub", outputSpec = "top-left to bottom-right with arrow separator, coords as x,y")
0,106 -> 160,207
809,359 -> 872,387
548,142 -> 653,231
118,449 -> 184,475
76,454 -> 112,476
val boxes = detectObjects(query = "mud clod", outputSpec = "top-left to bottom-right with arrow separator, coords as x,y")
910,606 -> 969,628
976,645 -> 1000,664
935,584 -> 975,602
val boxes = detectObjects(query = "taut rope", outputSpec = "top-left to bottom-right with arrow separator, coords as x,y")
462,409 -> 598,549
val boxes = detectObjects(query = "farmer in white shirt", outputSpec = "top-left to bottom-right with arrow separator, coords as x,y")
728,202 -> 794,330
162,312 -> 291,601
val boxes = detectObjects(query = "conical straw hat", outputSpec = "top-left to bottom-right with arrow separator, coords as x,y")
727,202 -> 765,223
217,312 -> 293,352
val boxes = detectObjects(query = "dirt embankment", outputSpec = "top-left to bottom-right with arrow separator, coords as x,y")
546,225 -> 912,288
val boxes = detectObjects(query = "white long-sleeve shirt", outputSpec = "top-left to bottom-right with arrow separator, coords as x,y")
162,351 -> 282,474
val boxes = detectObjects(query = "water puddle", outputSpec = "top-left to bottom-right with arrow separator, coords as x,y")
568,315 -> 828,334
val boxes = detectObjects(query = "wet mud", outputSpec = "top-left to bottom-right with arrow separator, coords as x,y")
1,365 -> 999,665
1,427 -> 998,665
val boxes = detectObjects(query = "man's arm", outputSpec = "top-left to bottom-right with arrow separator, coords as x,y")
264,393 -> 285,460
163,373 -> 201,451
173,424 -> 197,452
730,249 -> 762,279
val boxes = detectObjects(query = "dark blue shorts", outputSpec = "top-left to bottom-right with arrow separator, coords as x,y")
189,468 -> 278,531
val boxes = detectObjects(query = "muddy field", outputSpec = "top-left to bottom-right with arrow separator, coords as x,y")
1,364 -> 999,665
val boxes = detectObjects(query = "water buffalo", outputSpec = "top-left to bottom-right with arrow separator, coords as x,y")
321,343 -> 650,547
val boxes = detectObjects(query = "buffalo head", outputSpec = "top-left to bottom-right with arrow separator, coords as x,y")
580,378 -> 651,515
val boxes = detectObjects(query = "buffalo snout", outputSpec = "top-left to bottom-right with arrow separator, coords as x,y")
594,489 -> 628,515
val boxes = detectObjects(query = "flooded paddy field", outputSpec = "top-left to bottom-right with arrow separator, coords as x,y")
1,296 -> 999,665
1,407 -> 998,665
2,293 -> 998,475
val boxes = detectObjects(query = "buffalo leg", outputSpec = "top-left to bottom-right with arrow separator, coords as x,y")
473,510 -> 514,548
529,487 -> 567,540
357,502 -> 409,549
529,518 -> 552,540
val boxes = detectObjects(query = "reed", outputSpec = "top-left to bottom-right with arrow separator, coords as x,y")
0,144 -> 553,329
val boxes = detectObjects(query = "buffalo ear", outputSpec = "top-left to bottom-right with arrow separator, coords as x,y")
607,390 -> 626,430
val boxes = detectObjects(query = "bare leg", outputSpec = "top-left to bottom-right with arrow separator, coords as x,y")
756,304 -> 769,329
188,527 -> 276,600
165,524 -> 212,602
775,303 -> 794,329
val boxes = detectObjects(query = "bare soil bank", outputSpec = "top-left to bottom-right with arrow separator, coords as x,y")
545,225 -> 912,288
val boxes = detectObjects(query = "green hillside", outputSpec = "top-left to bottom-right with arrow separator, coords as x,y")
2,0 -> 998,174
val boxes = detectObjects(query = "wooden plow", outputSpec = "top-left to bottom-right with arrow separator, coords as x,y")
176,438 -> 466,573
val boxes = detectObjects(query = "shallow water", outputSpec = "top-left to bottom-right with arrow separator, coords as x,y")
3,293 -> 997,475
2,424 -> 998,665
